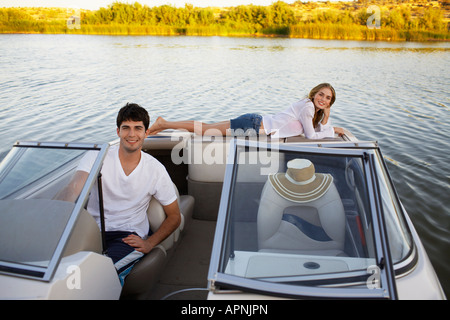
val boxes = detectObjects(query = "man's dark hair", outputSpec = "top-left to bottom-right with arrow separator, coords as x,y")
116,103 -> 150,130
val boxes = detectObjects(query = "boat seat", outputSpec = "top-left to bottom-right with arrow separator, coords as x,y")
257,179 -> 346,256
63,207 -> 103,257
120,184 -> 194,300
187,137 -> 283,220
188,135 -> 284,183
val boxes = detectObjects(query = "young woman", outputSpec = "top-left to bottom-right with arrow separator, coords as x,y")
148,83 -> 345,139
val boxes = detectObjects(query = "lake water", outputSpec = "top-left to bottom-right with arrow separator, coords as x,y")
0,34 -> 449,297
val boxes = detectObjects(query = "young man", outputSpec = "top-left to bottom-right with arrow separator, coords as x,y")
59,103 -> 181,284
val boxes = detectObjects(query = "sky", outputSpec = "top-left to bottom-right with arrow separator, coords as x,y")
0,0 -> 301,10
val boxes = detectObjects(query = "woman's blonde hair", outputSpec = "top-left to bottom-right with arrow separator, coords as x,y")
308,83 -> 336,128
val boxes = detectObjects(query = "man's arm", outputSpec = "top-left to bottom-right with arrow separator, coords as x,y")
54,170 -> 89,202
122,199 -> 181,254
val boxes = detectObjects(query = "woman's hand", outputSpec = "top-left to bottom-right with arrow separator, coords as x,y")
334,127 -> 345,137
321,107 -> 331,125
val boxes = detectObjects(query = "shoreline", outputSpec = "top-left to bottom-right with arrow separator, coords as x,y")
1,27 -> 449,42
1,1 -> 449,43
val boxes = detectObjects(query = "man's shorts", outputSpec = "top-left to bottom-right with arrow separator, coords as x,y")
230,113 -> 262,136
105,231 -> 144,286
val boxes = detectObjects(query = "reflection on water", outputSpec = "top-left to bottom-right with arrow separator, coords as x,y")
0,34 -> 449,296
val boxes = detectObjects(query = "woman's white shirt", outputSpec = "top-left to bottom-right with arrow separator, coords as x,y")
262,98 -> 335,139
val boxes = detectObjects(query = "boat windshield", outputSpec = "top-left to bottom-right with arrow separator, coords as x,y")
209,140 -> 412,299
0,142 -> 108,281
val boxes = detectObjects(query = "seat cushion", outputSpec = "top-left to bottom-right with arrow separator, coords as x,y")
257,180 -> 346,254
120,245 -> 167,299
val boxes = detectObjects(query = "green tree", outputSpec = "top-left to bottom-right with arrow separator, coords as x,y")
271,1 -> 296,26
419,7 -> 446,31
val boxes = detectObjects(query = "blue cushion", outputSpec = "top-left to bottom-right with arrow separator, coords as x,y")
282,214 -> 332,242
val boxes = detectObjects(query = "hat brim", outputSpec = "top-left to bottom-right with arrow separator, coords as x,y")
269,173 -> 333,203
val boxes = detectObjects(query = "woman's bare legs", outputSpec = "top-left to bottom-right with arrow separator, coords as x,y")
149,117 -> 231,136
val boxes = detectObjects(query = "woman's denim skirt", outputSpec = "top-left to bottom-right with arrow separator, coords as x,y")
229,113 -> 262,136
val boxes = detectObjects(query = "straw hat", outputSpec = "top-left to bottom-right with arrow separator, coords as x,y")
268,159 -> 333,203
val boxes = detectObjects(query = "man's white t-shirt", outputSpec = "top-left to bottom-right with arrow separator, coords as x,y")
77,145 -> 177,238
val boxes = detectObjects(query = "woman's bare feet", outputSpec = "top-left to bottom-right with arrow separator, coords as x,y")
148,116 -> 166,135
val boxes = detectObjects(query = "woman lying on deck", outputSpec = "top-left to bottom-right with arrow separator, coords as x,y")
148,83 -> 345,139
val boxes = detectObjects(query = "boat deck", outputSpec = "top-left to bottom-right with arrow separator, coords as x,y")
149,219 -> 216,300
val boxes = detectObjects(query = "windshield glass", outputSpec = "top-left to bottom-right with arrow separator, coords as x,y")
0,147 -> 86,200
373,152 -> 413,264
0,143 -> 103,279
215,142 -> 388,294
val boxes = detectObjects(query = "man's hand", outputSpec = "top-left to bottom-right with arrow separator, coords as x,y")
122,234 -> 154,254
122,200 -> 181,255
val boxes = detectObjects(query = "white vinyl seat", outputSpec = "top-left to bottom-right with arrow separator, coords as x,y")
147,184 -> 184,250
257,179 -> 346,256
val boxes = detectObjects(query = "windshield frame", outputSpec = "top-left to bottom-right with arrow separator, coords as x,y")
0,141 -> 109,281
208,139 -> 400,299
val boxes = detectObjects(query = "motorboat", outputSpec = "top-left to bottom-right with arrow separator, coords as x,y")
0,129 -> 445,300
